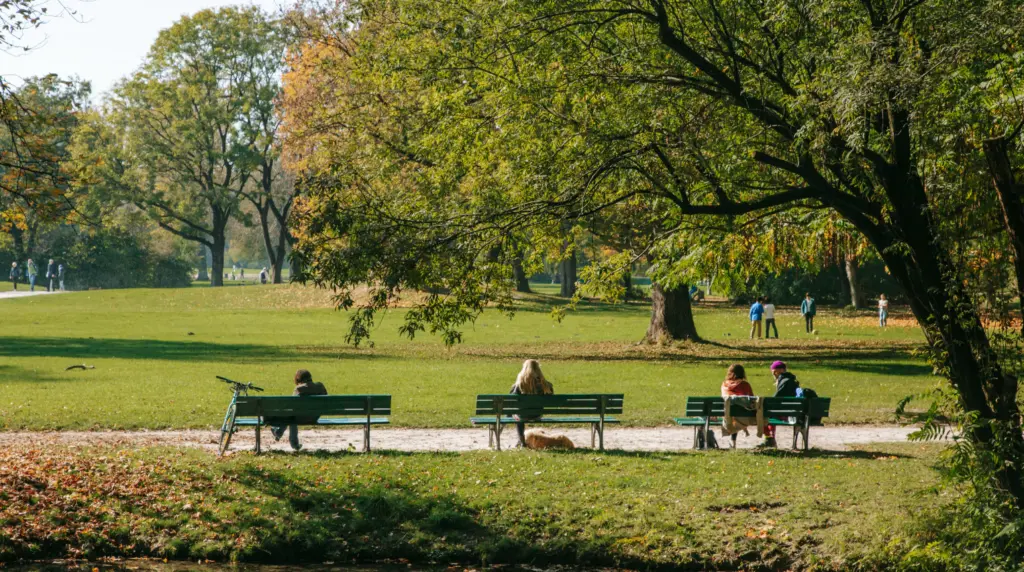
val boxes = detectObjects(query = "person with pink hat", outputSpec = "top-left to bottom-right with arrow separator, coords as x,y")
759,360 -> 801,447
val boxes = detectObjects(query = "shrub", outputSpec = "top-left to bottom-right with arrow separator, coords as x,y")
50,228 -> 192,290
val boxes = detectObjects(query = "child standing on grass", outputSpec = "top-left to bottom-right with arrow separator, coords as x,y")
270,369 -> 328,451
749,297 -> 765,339
763,297 -> 778,339
800,293 -> 817,333
879,294 -> 889,327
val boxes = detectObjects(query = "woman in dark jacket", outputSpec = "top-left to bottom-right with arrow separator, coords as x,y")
9,262 -> 20,291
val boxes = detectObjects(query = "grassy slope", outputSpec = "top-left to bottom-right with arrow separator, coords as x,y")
0,285 -> 933,430
0,443 -> 945,570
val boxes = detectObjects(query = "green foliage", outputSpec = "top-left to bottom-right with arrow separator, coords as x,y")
69,6 -> 290,285
51,228 -> 192,290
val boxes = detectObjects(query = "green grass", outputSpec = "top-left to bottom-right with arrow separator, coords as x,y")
0,443 -> 947,569
0,284 -> 933,430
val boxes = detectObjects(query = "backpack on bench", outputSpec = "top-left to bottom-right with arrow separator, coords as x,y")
797,387 -> 823,426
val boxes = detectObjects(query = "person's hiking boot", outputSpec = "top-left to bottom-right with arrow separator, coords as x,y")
291,443 -> 302,452
757,437 -> 777,449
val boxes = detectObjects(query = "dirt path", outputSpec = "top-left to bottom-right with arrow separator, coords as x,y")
6,425 -> 925,454
0,289 -> 62,299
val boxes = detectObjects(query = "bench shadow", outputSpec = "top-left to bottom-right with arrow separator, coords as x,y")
543,448 -> 915,460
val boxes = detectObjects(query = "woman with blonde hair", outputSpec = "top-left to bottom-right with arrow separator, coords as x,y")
510,359 -> 554,447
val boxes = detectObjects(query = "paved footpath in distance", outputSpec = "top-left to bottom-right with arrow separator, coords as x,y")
0,289 -> 63,300
6,425 -> 927,454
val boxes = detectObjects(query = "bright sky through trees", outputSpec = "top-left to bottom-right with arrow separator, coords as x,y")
0,0 -> 281,97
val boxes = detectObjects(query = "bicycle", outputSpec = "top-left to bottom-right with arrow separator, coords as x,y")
217,376 -> 263,455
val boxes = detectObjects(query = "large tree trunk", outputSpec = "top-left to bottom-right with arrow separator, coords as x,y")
272,222 -> 288,284
836,259 -> 851,306
559,250 -> 577,298
846,163 -> 1024,501
984,137 -> 1024,335
512,253 -> 531,293
9,226 -> 25,262
645,283 -> 700,343
210,208 -> 228,287
845,253 -> 863,308
196,245 -> 209,282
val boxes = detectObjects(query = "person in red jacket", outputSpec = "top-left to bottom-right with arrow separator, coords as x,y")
721,364 -> 754,397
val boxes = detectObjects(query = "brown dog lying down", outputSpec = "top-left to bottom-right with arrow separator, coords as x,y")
525,429 -> 576,450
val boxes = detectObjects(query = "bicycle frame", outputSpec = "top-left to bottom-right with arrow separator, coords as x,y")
217,376 -> 262,455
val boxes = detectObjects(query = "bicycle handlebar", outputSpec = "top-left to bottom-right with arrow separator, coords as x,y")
216,376 -> 264,392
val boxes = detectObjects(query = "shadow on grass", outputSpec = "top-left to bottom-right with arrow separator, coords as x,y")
547,448 -> 916,461
213,463 -> 650,567
0,336 -> 379,363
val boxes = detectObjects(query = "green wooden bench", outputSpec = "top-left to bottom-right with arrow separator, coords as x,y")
220,395 -> 391,454
470,394 -> 624,451
674,396 -> 831,450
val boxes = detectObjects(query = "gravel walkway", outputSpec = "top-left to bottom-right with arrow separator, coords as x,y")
0,289 -> 62,299
5,425 -> 926,454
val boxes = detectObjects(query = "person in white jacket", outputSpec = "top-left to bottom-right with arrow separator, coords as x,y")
763,297 -> 778,339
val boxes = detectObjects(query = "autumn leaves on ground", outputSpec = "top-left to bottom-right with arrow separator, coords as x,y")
0,285 -> 950,569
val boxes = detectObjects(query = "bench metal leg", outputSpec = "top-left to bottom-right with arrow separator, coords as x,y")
793,426 -> 800,450
598,421 -> 605,451
591,424 -> 597,449
364,423 -> 371,453
495,423 -> 502,451
255,422 -> 262,454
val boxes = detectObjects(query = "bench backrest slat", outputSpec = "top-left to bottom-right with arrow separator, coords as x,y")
684,396 -> 832,418
475,394 -> 624,416
235,395 -> 392,417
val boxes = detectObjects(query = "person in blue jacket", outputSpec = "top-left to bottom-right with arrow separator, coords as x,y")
801,293 -> 817,333
749,297 -> 765,339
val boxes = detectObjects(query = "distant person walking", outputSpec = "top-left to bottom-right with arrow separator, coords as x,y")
878,293 -> 889,327
749,297 -> 764,339
259,267 -> 269,284
46,259 -> 56,292
57,263 -> 66,291
800,293 -> 817,333
26,258 -> 37,292
763,297 -> 778,339
9,261 -> 20,290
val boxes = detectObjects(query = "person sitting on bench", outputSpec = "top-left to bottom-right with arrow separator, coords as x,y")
721,364 -> 753,398
510,359 -> 554,448
761,360 -> 801,448
270,369 -> 328,451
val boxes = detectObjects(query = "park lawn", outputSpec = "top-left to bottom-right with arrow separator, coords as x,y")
0,285 -> 934,430
0,442 -> 947,570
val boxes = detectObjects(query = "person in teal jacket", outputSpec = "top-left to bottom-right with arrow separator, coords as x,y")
800,293 -> 817,333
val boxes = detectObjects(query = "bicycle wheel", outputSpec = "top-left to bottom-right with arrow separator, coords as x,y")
218,403 -> 237,456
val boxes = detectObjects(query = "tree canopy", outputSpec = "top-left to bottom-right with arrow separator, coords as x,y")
284,0 -> 1024,539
